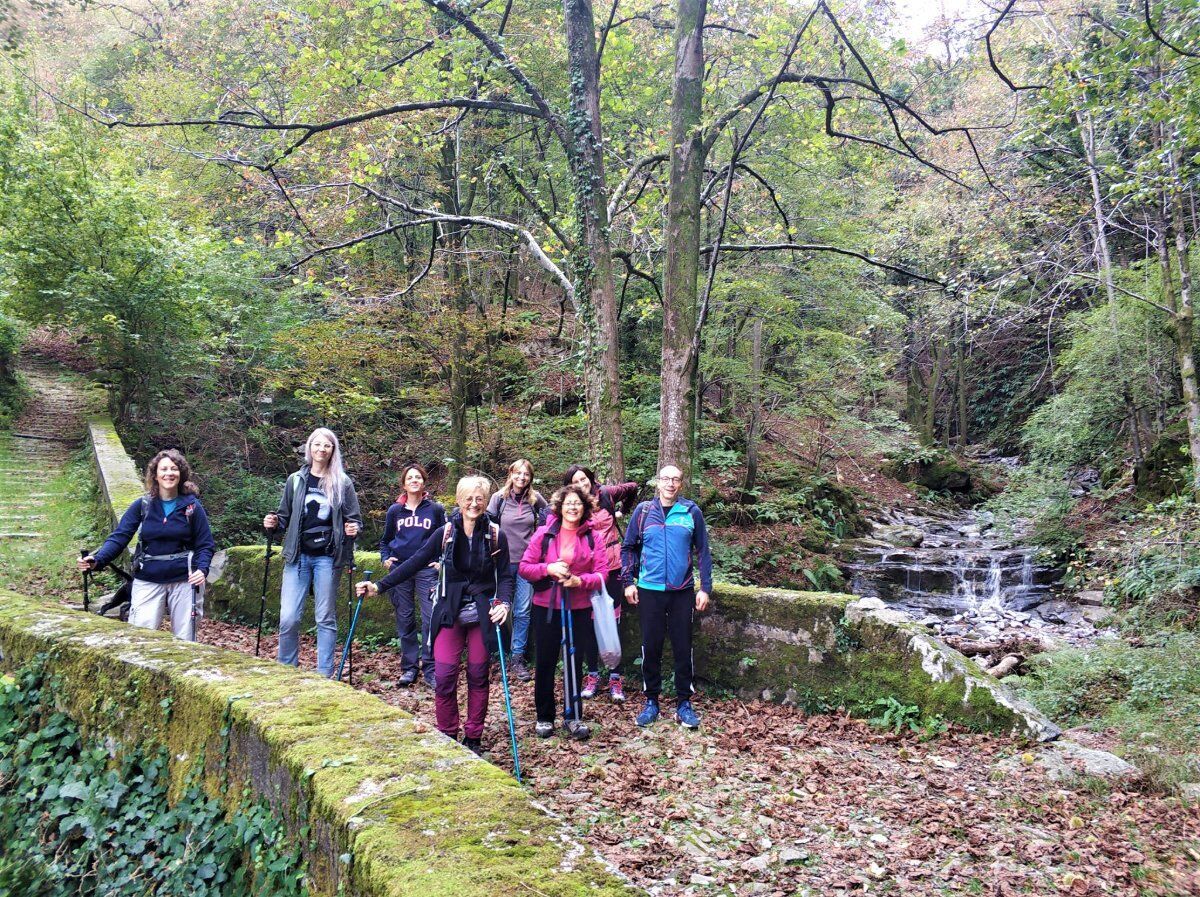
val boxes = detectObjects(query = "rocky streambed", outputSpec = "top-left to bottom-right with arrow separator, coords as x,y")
847,507 -> 1111,649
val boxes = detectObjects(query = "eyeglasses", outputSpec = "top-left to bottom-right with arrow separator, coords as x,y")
462,496 -> 487,505
658,475 -> 682,484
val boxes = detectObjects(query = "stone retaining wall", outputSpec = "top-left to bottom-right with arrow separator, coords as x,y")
206,547 -> 1060,741
0,593 -> 634,896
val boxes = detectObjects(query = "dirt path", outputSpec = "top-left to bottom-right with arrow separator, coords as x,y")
0,355 -> 103,593
200,616 -> 1200,897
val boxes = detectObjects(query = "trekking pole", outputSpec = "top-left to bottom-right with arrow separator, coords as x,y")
336,569 -> 371,682
492,598 -> 522,783
80,549 -> 91,613
255,528 -> 276,657
563,591 -> 582,725
188,551 -> 200,643
344,543 -> 357,684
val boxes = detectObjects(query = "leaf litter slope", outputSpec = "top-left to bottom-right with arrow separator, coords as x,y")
183,619 -> 1200,895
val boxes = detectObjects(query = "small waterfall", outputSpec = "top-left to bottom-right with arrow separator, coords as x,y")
848,509 -> 1059,618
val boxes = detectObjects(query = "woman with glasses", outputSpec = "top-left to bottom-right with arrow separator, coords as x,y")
357,477 -> 512,755
620,464 -> 712,729
263,428 -> 362,677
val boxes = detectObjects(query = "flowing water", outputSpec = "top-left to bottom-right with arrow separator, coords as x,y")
847,508 -> 1060,622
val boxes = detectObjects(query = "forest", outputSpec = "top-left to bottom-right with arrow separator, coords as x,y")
0,0 -> 1199,859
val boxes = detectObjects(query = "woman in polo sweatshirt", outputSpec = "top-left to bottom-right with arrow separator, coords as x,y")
562,465 -> 639,703
263,427 -> 362,678
79,449 -> 216,641
487,458 -> 548,682
519,484 -> 607,740
379,463 -> 446,687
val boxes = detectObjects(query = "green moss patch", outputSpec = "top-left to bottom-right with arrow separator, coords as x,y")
0,592 -> 637,896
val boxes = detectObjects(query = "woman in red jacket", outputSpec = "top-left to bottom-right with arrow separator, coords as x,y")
519,484 -> 607,740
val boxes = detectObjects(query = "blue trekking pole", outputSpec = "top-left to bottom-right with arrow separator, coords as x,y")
563,595 -> 583,725
492,598 -> 522,783
337,569 -> 372,682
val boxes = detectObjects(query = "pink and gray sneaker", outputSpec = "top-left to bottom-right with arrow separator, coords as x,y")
608,674 -> 626,703
580,672 -> 600,699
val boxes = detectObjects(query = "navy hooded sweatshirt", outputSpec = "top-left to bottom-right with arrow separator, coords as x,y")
93,494 -> 217,584
379,495 -> 446,565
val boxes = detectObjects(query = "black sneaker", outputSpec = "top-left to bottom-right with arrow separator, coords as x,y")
510,656 -> 533,682
397,669 -> 418,687
564,719 -> 591,741
462,736 -> 484,756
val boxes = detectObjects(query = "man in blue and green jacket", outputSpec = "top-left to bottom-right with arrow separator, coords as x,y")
621,463 -> 712,729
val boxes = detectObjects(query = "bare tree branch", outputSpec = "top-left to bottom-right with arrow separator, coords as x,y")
702,242 -> 944,285
1142,0 -> 1200,57
985,0 -> 1047,91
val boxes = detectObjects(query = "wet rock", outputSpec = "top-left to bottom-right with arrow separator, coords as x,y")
873,524 -> 925,548
1079,605 -> 1113,625
1034,600 -> 1086,626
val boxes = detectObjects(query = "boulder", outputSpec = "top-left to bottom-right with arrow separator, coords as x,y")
1079,605 -> 1113,625
1034,600 -> 1086,626
873,524 -> 925,548
1076,590 -> 1106,608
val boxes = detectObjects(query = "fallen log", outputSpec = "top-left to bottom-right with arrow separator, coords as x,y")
986,654 -> 1023,678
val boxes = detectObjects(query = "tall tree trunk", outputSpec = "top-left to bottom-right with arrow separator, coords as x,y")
1165,146 -> 1200,495
437,107 -> 469,477
1080,111 -> 1144,465
563,0 -> 625,479
922,341 -> 946,446
741,316 -> 763,498
955,328 -> 968,448
659,0 -> 706,483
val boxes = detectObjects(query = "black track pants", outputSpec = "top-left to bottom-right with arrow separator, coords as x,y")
637,587 -> 695,700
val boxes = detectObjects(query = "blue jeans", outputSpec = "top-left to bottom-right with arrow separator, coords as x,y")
279,553 -> 340,676
509,563 -> 534,658
388,565 -> 438,674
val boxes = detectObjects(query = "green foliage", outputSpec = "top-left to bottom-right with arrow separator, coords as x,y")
985,464 -> 1079,564
0,309 -> 24,426
0,655 -> 307,897
1017,634 -> 1200,790
865,697 -> 947,739
708,537 -> 750,585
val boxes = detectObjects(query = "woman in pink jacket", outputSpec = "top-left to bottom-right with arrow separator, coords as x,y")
519,484 -> 607,740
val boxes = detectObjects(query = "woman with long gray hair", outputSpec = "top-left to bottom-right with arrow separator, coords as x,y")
264,427 -> 362,677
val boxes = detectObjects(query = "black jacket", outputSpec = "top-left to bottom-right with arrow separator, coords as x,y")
377,512 -> 515,653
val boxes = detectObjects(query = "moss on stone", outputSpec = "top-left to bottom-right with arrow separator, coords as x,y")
0,591 -> 638,896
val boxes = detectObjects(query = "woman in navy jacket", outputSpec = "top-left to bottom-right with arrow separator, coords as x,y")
79,449 -> 216,641
379,463 -> 446,687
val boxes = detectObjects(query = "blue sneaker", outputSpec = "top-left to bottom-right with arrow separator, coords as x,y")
676,701 -> 700,729
635,699 -> 660,727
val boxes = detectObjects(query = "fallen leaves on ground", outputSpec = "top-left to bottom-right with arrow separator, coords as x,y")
197,618 -> 1200,896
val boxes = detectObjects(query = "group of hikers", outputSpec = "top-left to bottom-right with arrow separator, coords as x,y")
78,427 -> 714,755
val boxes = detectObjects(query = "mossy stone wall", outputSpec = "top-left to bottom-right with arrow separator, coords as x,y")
210,549 -> 1059,739
87,413 -> 143,532
0,592 -> 636,896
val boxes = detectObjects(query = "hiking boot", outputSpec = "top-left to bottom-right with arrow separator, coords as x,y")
397,669 -> 418,687
636,699 -> 660,727
675,700 -> 700,729
535,720 -> 555,738
564,719 -> 591,741
510,656 -> 533,682
462,736 -> 484,756
423,672 -> 436,689
581,672 -> 600,699
608,674 -> 626,704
